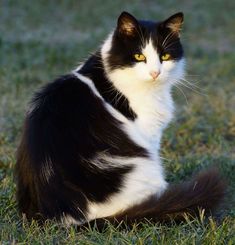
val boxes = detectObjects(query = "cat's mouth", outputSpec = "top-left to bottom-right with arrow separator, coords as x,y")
144,77 -> 160,85
150,76 -> 162,83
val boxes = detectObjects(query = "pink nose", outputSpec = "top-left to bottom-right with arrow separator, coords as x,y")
150,71 -> 160,80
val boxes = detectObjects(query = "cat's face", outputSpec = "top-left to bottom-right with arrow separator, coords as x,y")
102,12 -> 185,93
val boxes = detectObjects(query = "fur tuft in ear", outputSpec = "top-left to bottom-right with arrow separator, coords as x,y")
117,12 -> 138,36
164,12 -> 184,33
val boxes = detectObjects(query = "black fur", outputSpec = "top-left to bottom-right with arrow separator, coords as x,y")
79,53 -> 137,120
16,74 -> 147,220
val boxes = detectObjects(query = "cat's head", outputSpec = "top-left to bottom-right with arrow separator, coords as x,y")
101,12 -> 185,94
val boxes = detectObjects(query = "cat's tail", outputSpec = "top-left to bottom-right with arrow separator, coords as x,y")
86,168 -> 226,229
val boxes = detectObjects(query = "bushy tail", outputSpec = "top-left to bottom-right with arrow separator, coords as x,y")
86,168 -> 226,229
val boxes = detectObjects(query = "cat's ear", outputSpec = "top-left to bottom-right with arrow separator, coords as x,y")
117,12 -> 139,37
163,12 -> 184,34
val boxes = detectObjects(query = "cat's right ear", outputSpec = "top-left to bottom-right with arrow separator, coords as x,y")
117,12 -> 138,37
163,12 -> 184,34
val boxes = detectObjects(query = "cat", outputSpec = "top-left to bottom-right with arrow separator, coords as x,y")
15,11 -> 225,227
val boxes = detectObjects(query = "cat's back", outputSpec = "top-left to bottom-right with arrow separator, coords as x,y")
29,74 -> 102,120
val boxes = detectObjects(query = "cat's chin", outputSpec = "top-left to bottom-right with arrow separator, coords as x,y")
145,79 -> 165,87
147,77 -> 172,87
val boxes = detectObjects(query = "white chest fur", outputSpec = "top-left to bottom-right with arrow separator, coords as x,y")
106,71 -> 175,151
101,35 -> 183,151
72,72 -> 170,223
129,86 -> 174,150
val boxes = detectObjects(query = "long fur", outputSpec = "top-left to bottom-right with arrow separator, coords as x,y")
15,11 -> 226,227
86,168 -> 226,229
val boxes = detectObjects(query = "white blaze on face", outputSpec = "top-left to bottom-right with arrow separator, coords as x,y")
103,36 -> 185,98
135,39 -> 161,82
134,38 -> 185,84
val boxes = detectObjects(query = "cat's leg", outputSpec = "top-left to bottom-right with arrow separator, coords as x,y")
85,156 -> 168,222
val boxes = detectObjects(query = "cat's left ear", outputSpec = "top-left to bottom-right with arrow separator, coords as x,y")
163,12 -> 184,34
117,12 -> 139,37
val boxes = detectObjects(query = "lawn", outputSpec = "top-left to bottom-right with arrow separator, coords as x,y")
0,0 -> 234,244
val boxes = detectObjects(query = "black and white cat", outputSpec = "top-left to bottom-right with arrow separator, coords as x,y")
15,12 -> 225,226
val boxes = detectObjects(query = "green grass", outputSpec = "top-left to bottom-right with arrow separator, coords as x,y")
0,0 -> 235,244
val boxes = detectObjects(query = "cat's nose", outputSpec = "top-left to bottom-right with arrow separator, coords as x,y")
150,71 -> 160,80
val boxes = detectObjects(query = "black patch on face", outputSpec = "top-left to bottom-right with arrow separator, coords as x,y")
153,22 -> 184,62
107,18 -> 184,70
79,53 -> 137,120
16,74 -> 147,221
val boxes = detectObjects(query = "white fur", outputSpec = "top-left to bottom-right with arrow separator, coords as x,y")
62,215 -> 84,226
102,36 -> 185,149
70,32 -> 185,223
87,155 -> 167,220
62,155 -> 166,224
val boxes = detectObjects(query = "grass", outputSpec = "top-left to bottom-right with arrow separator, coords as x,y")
0,0 -> 234,244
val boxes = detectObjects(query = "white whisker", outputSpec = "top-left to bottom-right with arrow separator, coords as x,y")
175,84 -> 189,105
177,80 -> 207,96
180,78 -> 206,92
163,40 -> 180,50
136,27 -> 145,47
162,31 -> 174,48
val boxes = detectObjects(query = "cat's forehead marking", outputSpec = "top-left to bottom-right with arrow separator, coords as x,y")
142,39 -> 157,56
142,39 -> 161,69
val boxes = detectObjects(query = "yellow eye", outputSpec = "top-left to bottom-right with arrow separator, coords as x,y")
161,53 -> 171,61
134,54 -> 146,61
